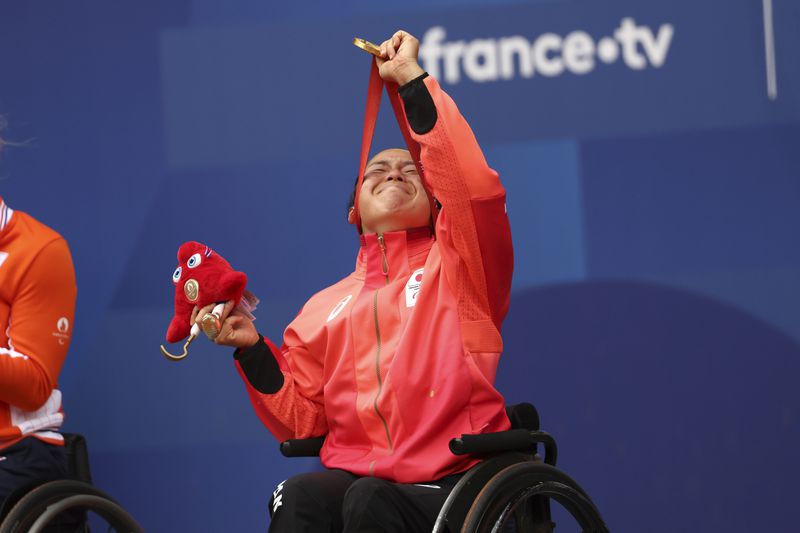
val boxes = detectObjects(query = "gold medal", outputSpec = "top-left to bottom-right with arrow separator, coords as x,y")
353,38 -> 382,57
184,279 -> 199,302
201,312 -> 222,339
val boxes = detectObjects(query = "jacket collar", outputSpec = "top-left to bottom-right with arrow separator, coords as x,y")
0,197 -> 13,233
355,226 -> 434,287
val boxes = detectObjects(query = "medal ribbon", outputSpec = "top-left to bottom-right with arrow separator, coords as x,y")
352,59 -> 438,232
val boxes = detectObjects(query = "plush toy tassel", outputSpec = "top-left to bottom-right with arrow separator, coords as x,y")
160,324 -> 199,361
159,302 -> 227,361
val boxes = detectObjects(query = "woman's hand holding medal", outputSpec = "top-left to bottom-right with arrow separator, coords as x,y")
191,300 -> 260,349
374,30 -> 425,86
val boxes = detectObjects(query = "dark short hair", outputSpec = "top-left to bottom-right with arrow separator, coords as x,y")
347,174 -> 359,219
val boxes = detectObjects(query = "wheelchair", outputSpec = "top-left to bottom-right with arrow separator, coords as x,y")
0,433 -> 143,533
280,403 -> 609,532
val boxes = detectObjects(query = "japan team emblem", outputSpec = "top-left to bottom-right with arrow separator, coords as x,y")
405,268 -> 425,308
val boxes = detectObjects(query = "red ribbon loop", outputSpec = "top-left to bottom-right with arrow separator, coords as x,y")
352,60 -> 435,232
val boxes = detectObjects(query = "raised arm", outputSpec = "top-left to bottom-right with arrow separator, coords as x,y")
378,31 -> 514,339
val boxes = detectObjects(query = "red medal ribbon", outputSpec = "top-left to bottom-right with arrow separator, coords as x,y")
352,59 -> 438,232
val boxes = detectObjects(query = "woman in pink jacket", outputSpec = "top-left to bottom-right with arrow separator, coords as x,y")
198,30 -> 514,532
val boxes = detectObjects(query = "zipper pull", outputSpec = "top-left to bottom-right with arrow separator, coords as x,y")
377,234 -> 389,280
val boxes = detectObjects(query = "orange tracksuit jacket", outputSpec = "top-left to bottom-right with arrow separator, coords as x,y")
235,74 -> 513,483
0,198 -> 76,450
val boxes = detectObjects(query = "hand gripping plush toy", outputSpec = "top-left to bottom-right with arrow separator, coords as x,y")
160,241 -> 257,361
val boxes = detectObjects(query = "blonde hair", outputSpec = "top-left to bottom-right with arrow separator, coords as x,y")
0,117 -> 32,151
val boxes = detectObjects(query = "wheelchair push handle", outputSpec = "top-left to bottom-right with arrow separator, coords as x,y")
449,429 -> 558,466
278,404 -> 556,462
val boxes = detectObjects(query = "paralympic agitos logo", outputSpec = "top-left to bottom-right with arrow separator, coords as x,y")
419,18 -> 675,84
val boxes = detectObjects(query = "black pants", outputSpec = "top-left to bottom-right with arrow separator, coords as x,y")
0,437 -> 69,507
268,469 -> 464,533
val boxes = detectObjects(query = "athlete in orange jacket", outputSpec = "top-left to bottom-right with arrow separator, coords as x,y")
197,30 -> 513,532
0,197 -> 76,502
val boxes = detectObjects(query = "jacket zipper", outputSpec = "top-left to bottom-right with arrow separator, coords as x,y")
372,233 -> 393,456
377,234 -> 389,284
372,289 -> 393,454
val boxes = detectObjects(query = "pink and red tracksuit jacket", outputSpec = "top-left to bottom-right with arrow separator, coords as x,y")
234,73 -> 513,483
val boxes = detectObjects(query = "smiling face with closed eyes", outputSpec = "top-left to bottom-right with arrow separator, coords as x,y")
349,148 -> 432,235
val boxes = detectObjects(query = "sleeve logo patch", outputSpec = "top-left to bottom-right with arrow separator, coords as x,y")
405,268 -> 425,308
53,317 -> 71,345
0,251 -> 8,268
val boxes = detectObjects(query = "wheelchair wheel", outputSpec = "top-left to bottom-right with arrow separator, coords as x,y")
462,462 -> 608,533
0,480 -> 142,533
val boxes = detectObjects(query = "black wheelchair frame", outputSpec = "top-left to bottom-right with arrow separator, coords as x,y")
0,434 -> 143,533
280,403 -> 609,533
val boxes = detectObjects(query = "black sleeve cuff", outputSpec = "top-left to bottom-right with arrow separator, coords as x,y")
233,334 -> 285,394
398,72 -> 437,135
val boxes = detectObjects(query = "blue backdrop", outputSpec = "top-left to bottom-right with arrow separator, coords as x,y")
1,1 -> 798,531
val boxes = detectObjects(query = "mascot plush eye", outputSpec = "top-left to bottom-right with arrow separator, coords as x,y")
172,266 -> 182,283
187,253 -> 202,269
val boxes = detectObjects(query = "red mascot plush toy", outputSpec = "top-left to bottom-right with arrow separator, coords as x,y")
160,241 -> 256,361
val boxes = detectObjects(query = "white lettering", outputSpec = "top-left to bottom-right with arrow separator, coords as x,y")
419,26 -> 446,80
0,252 -> 7,268
640,24 -> 675,68
532,33 -> 563,77
463,39 -> 499,82
615,17 -> 648,70
499,37 -> 533,79
418,17 -> 674,84
443,41 -> 466,84
272,480 -> 286,514
563,31 -> 595,75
